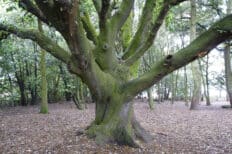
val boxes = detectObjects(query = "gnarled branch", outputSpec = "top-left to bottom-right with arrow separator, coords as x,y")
0,23 -> 71,64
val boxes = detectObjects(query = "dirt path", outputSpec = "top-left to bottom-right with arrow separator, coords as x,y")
0,101 -> 232,153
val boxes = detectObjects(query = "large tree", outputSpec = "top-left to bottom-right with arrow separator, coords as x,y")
1,0 -> 232,147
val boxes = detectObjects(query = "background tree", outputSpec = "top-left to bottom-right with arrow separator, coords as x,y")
190,0 -> 202,110
38,20 -> 48,114
224,0 -> 232,108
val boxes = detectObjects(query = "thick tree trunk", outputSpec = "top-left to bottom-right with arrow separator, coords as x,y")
86,99 -> 153,147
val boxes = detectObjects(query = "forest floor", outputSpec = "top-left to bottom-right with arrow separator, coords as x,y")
0,100 -> 232,154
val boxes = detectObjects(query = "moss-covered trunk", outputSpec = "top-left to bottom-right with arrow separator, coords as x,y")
86,92 -> 152,147
38,20 -> 48,114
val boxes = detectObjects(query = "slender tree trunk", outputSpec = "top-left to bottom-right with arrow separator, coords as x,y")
184,66 -> 189,106
190,0 -> 201,110
199,58 -> 211,106
224,44 -> 232,107
205,55 -> 210,105
171,73 -> 175,104
38,20 -> 48,114
18,82 -> 27,106
171,71 -> 179,104
31,43 -> 38,105
73,78 -> 84,110
147,88 -> 154,110
59,64 -> 72,101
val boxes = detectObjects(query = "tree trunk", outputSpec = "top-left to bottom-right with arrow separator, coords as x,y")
224,0 -> 232,107
38,20 -> 48,114
205,55 -> 210,106
199,57 -> 211,106
147,88 -> 154,110
86,99 -> 152,147
19,83 -> 27,106
157,82 -> 162,103
59,64 -> 72,101
224,44 -> 232,107
190,0 -> 201,110
184,66 -> 189,106
31,43 -> 38,105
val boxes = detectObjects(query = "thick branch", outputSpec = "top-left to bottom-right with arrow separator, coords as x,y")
124,3 -> 170,66
123,15 -> 232,99
122,0 -> 186,63
122,0 -> 155,60
110,0 -> 134,38
19,0 -> 48,24
99,0 -> 111,30
0,23 -> 71,64
81,12 -> 98,45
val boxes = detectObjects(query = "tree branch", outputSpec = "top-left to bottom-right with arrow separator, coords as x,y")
81,12 -> 98,45
122,0 -> 155,60
0,23 -> 71,65
124,3 -> 170,66
19,0 -> 48,24
123,14 -> 232,99
110,0 -> 134,39
99,0 -> 111,30
122,0 -> 186,63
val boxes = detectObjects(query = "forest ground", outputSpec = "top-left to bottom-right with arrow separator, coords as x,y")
0,100 -> 232,154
